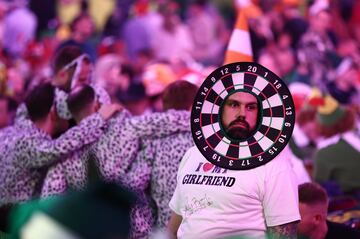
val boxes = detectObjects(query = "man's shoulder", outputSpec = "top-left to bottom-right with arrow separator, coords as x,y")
178,146 -> 203,164
316,137 -> 356,161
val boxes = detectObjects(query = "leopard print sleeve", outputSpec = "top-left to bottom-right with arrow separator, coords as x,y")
125,110 -> 191,138
118,139 -> 154,191
62,149 -> 89,190
20,113 -> 106,168
92,110 -> 135,181
40,163 -> 67,198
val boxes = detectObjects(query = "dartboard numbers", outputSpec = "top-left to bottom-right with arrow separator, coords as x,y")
191,62 -> 295,170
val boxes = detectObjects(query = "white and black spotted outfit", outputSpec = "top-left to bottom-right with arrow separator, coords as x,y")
0,113 -> 106,206
41,110 -> 191,238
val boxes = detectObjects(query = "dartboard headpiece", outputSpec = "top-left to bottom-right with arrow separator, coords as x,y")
191,62 -> 295,170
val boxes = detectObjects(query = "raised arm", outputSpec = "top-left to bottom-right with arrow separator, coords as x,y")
124,110 -> 190,138
20,113 -> 105,169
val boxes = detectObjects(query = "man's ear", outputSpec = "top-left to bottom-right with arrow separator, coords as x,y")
314,214 -> 324,224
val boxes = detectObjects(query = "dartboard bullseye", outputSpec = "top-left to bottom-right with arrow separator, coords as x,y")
191,62 -> 295,170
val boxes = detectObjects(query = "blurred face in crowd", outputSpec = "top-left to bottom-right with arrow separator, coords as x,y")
73,15 -> 95,42
7,67 -> 25,97
276,49 -> 296,77
160,3 -> 179,32
221,92 -> 259,140
302,120 -> 318,142
258,53 -> 281,76
76,57 -> 93,86
105,64 -> 130,95
297,202 -> 328,239
311,10 -> 331,34
335,66 -> 358,89
54,55 -> 93,91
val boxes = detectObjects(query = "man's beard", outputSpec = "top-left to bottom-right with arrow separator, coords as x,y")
226,118 -> 252,140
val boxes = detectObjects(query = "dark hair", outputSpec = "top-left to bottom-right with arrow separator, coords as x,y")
67,84 -> 95,117
120,63 -> 135,81
25,83 -> 55,122
162,80 -> 198,111
317,108 -> 356,138
53,46 -> 83,74
299,182 -> 328,205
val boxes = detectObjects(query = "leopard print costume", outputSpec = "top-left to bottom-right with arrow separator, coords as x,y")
121,124 -> 193,233
41,110 -> 191,238
0,113 -> 106,206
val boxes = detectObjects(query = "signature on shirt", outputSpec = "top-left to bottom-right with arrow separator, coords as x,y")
184,194 -> 213,217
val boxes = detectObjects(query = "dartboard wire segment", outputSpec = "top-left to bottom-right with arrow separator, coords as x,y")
191,62 -> 295,170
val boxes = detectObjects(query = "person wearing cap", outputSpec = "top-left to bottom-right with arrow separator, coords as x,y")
288,83 -> 317,161
314,95 -> 360,195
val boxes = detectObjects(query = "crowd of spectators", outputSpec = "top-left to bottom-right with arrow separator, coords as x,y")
0,0 -> 359,238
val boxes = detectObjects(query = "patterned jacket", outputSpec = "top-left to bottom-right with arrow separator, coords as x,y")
124,130 -> 193,230
0,113 -> 106,206
117,111 -> 193,236
41,110 -> 191,238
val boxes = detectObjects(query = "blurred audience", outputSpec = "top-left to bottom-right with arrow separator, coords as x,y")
0,0 -> 359,238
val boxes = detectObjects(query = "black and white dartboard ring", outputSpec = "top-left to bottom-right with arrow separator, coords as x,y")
191,62 -> 295,170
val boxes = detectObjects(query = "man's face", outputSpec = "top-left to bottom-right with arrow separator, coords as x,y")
311,10 -> 331,34
76,58 -> 93,86
221,92 -> 259,140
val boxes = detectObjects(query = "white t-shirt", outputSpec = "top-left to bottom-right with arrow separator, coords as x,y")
169,146 -> 300,239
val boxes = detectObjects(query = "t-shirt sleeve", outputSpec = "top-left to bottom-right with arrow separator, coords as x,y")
263,155 -> 301,227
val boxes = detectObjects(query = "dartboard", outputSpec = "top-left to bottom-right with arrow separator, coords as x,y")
191,62 -> 295,170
